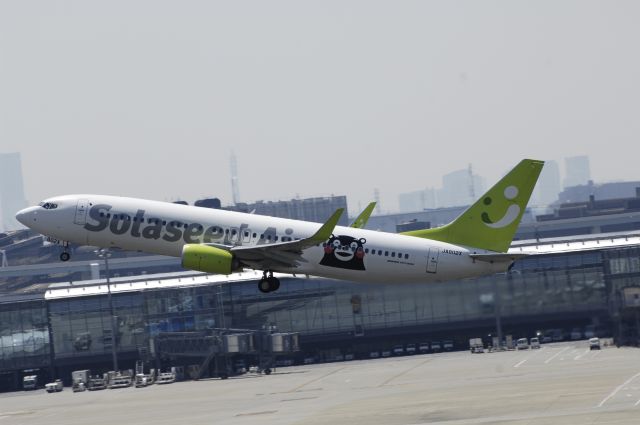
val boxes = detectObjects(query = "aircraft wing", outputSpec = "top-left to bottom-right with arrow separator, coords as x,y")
229,208 -> 344,270
350,202 -> 376,228
469,252 -> 532,263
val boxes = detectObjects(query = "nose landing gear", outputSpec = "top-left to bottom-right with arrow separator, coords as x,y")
258,271 -> 280,293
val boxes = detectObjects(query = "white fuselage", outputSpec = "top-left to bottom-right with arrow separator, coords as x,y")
16,195 -> 507,283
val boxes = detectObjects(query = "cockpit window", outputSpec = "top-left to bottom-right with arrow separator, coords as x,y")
39,202 -> 58,210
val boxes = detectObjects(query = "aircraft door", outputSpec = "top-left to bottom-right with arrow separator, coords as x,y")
426,248 -> 440,273
74,199 -> 89,225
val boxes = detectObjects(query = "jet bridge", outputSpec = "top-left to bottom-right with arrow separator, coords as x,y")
154,329 -> 299,379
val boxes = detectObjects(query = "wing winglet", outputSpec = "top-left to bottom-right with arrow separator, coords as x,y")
310,208 -> 344,243
350,202 -> 376,228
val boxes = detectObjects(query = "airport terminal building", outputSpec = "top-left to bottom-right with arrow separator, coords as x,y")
2,231 -> 640,392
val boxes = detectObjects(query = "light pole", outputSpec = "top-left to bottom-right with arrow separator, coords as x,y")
95,248 -> 118,372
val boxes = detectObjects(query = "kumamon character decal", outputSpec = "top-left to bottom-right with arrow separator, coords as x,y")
320,234 -> 367,270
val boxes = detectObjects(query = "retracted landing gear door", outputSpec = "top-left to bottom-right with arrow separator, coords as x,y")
74,199 -> 89,225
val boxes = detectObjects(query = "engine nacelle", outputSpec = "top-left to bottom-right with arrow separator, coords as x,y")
181,244 -> 235,275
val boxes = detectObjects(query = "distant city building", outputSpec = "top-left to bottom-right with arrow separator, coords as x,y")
563,155 -> 591,189
533,160 -> 561,207
229,196 -> 349,226
558,181 -> 640,204
438,169 -> 484,208
0,153 -> 27,232
398,188 -> 437,213
195,198 -> 222,209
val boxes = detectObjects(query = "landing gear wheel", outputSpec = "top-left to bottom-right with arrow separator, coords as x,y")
269,277 -> 280,291
60,252 -> 70,262
258,278 -> 271,293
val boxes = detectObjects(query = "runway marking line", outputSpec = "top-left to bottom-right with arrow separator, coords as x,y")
286,367 -> 345,393
544,346 -> 571,364
513,347 -> 546,368
574,347 -> 590,360
378,357 -> 432,387
597,371 -> 640,408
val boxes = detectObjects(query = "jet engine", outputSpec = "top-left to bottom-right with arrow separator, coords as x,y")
181,244 -> 239,275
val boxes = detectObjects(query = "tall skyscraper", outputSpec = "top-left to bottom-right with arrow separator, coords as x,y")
398,188 -> 437,213
533,160 -> 561,206
563,155 -> 591,189
438,168 -> 485,208
0,153 -> 28,231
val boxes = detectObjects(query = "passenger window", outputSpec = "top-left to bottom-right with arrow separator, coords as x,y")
405,254 -> 409,259
391,252 -> 395,257
365,248 -> 369,254
253,233 -> 257,238
385,251 -> 388,256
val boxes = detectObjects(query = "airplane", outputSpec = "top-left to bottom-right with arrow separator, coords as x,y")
16,159 -> 543,293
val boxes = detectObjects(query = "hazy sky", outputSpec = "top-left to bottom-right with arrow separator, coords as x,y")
1,1 -> 639,215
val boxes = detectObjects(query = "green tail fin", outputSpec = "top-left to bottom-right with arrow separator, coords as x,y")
401,159 -> 544,252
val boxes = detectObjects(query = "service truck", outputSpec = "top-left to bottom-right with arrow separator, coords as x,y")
469,338 -> 484,353
23,375 -> 38,390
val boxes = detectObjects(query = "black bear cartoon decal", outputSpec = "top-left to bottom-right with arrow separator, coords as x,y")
320,234 -> 367,270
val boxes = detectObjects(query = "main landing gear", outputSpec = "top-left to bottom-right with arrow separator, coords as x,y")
59,243 -> 71,262
258,271 -> 280,293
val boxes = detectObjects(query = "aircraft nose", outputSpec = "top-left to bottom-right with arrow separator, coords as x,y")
15,206 -> 39,226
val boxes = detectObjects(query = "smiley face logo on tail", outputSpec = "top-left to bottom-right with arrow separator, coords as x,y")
481,186 -> 521,229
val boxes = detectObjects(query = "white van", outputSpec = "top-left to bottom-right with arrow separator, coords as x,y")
516,338 -> 529,350
530,337 -> 540,349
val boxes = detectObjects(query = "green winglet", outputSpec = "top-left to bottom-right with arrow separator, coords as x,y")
310,208 -> 344,243
350,202 -> 376,228
402,159 -> 544,252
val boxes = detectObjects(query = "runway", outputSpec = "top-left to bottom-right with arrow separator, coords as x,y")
1,342 -> 639,425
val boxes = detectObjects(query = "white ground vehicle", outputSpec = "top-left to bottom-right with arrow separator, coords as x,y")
443,340 -> 454,351
589,337 -> 601,350
469,338 -> 484,353
418,342 -> 430,353
45,380 -> 63,393
392,345 -> 405,356
530,337 -> 540,349
431,341 -> 442,352
405,343 -> 417,354
516,338 -> 529,350
157,372 -> 176,384
23,375 -> 38,390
